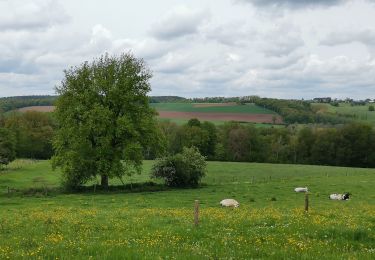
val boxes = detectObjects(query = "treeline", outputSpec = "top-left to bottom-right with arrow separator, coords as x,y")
249,97 -> 351,124
0,109 -> 374,168
158,119 -> 375,168
0,111 -> 55,159
0,96 -> 57,112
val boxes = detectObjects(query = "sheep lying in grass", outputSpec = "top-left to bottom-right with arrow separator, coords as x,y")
294,187 -> 308,193
220,199 -> 239,208
329,193 -> 350,200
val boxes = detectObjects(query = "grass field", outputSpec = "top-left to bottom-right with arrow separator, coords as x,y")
151,103 -> 276,114
312,103 -> 375,124
0,160 -> 374,259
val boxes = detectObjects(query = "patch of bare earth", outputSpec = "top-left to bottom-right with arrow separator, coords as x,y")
158,111 -> 283,124
193,102 -> 237,108
18,106 -> 55,112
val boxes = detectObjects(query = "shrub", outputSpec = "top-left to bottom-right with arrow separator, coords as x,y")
151,147 -> 206,187
369,105 -> 374,112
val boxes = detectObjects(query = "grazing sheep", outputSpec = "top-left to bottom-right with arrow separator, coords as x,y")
329,193 -> 350,200
220,199 -> 239,208
294,187 -> 308,193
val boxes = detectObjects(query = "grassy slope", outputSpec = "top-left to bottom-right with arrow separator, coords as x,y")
151,103 -> 277,114
0,160 -> 374,259
312,102 -> 375,124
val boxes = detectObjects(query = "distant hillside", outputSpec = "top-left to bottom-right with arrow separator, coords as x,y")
149,96 -> 187,103
0,95 -> 57,112
0,95 -> 188,111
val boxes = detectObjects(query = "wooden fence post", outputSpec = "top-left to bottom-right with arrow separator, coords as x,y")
304,192 -> 309,212
194,200 -> 199,226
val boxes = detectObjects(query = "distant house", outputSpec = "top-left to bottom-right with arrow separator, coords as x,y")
313,97 -> 332,103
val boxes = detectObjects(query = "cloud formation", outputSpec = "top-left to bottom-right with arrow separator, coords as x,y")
235,0 -> 346,9
151,6 -> 208,40
0,0 -> 374,99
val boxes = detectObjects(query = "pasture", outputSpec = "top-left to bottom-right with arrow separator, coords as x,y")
312,103 -> 375,124
0,160 -> 374,259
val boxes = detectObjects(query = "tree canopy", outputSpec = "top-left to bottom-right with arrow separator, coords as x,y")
0,127 -> 16,168
52,53 -> 162,189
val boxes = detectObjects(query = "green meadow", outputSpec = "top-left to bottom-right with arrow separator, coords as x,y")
312,103 -> 375,124
0,160 -> 374,259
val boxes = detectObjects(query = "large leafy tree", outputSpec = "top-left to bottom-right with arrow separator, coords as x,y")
53,53 -> 162,189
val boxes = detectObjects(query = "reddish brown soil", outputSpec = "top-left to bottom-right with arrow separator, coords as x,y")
18,106 -> 55,112
193,102 -> 237,108
158,111 -> 282,123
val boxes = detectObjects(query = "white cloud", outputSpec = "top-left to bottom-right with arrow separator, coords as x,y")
0,0 -> 375,99
151,6 -> 209,40
0,0 -> 70,31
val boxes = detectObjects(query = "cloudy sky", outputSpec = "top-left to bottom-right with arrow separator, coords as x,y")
1,0 -> 375,99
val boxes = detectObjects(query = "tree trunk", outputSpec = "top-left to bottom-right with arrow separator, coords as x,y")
101,175 -> 109,188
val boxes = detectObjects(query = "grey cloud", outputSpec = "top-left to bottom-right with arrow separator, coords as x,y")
235,0 -> 346,9
0,0 -> 70,31
203,22 -> 254,47
260,24 -> 304,57
321,29 -> 375,46
151,7 -> 208,40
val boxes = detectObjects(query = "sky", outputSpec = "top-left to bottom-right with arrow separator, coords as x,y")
1,0 -> 375,99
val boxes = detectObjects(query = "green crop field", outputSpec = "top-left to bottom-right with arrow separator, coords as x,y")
0,160 -> 374,259
312,103 -> 375,124
151,103 -> 277,114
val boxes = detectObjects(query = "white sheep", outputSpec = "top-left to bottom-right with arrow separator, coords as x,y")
294,187 -> 308,193
329,193 -> 350,200
220,199 -> 239,208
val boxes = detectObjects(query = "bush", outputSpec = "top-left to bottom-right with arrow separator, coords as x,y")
151,147 -> 206,187
369,105 -> 374,112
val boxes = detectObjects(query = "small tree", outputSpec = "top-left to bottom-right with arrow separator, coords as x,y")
151,147 -> 206,187
369,105 -> 374,112
0,128 -> 16,169
53,53 -> 163,189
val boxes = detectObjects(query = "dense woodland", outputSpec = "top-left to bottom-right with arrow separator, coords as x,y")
158,119 -> 375,168
1,109 -> 374,168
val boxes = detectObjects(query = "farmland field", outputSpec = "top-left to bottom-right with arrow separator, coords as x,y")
15,102 -> 283,125
153,102 -> 282,124
0,160 -> 374,259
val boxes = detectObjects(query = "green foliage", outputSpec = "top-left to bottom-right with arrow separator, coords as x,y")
151,147 -> 206,187
4,111 -> 55,159
52,53 -> 162,189
159,120 -> 375,168
369,105 -> 374,111
251,98 -> 351,124
0,128 -> 16,167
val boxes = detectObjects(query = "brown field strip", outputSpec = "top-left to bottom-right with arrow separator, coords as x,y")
18,106 -> 55,112
158,111 -> 282,123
